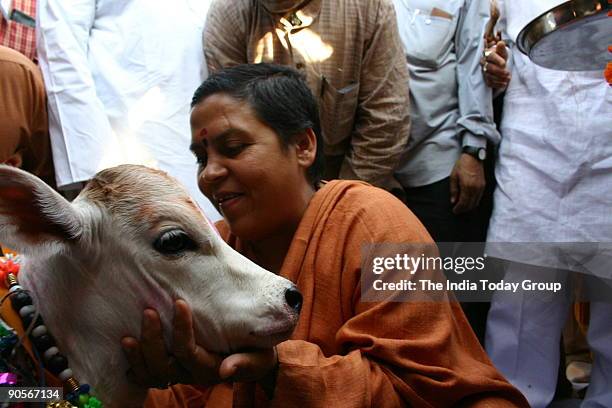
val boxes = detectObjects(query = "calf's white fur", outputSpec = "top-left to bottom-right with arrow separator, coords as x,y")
0,164 -> 300,407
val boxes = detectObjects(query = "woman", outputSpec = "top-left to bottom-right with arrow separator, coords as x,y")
123,64 -> 527,407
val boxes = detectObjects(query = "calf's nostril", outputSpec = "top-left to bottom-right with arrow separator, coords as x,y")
284,286 -> 303,313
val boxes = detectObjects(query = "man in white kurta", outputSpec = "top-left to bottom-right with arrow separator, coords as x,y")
37,0 -> 220,220
484,1 -> 612,407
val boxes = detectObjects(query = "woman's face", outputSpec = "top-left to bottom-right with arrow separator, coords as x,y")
190,93 -> 316,241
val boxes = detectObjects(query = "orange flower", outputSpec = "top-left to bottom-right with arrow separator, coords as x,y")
0,258 -> 20,287
606,62 -> 612,86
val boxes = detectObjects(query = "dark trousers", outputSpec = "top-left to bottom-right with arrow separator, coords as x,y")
403,177 -> 492,243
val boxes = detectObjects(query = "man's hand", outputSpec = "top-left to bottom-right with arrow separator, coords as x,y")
481,40 -> 511,90
121,300 -> 279,389
449,153 -> 486,214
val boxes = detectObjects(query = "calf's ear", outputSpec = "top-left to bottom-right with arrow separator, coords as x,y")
0,165 -> 83,252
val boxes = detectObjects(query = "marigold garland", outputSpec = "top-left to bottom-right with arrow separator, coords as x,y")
0,255 -> 20,284
0,255 -> 103,408
607,5 -> 612,85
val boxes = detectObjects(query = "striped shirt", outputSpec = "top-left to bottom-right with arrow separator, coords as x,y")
0,0 -> 37,62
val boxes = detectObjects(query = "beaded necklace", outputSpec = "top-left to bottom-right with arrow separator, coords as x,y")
0,255 -> 103,408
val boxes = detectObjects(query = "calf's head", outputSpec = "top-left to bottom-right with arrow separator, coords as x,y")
0,164 -> 301,407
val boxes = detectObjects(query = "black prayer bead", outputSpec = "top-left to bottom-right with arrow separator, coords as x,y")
32,333 -> 55,351
47,354 -> 68,375
21,312 -> 43,329
10,292 -> 33,311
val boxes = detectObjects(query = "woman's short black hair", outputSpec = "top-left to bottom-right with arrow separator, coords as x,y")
192,63 -> 324,187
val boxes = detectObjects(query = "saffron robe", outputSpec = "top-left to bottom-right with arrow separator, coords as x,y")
146,180 -> 528,407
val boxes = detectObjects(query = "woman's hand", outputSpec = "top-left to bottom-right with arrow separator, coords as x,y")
121,300 -> 224,388
121,300 -> 279,390
481,40 -> 511,90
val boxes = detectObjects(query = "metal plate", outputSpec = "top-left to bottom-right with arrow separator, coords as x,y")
517,0 -> 611,71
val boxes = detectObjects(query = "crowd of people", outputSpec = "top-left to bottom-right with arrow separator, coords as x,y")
1,0 -> 610,407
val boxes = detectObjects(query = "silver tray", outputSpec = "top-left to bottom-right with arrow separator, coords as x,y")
517,0 -> 611,71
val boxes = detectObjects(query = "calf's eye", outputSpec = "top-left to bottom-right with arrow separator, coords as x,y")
154,230 -> 197,254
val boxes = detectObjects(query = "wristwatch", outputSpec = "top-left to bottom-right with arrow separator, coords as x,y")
462,146 -> 487,161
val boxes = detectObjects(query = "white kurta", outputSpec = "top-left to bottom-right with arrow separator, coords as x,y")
37,0 -> 221,220
486,0 -> 612,270
485,3 -> 612,407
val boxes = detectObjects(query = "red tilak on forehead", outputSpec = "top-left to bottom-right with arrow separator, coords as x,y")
200,128 -> 208,137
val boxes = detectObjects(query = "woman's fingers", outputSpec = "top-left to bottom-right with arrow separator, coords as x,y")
172,299 -> 196,362
121,301 -> 278,389
122,309 -> 177,388
122,337 -> 150,386
172,299 -> 224,386
139,308 -> 172,385
219,348 -> 277,382
122,300 -> 227,388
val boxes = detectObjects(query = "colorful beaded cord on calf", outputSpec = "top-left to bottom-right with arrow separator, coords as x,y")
0,255 -> 103,408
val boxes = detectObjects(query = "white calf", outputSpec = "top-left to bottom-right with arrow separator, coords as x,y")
0,164 -> 301,407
